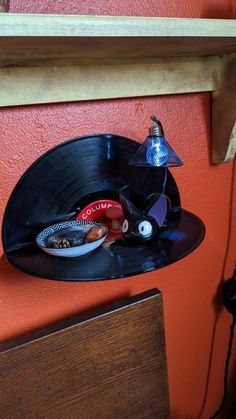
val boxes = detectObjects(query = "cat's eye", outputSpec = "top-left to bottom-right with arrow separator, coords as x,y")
122,219 -> 129,233
138,221 -> 152,237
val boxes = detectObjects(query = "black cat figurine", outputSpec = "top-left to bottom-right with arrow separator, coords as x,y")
119,189 -> 169,244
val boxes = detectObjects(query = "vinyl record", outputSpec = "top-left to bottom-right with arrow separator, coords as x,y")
2,134 -> 205,281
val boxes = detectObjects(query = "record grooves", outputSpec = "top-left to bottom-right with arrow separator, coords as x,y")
2,134 -> 205,281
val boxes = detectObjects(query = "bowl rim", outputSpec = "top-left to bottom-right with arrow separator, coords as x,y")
36,220 -> 108,250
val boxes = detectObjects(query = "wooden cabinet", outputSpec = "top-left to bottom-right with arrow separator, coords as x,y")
0,289 -> 170,418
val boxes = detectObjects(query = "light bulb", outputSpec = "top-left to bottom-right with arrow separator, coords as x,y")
128,115 -> 183,167
146,137 -> 168,166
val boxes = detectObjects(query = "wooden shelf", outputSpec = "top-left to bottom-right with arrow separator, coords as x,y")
0,13 -> 235,163
0,14 -> 236,63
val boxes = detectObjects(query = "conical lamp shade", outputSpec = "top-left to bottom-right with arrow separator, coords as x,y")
129,135 -> 183,167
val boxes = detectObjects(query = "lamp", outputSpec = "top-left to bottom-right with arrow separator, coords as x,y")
129,115 -> 183,167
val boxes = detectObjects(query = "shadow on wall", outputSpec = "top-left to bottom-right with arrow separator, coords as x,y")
198,146 -> 236,419
0,0 -> 10,13
197,282 -> 225,419
221,359 -> 236,417
0,254 -> 31,285
172,287 -> 233,419
197,155 -> 236,419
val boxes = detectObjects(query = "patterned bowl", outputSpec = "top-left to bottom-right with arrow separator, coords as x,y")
36,220 -> 108,257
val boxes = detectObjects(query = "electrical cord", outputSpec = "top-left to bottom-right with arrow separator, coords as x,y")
209,266 -> 236,418
209,313 -> 236,418
162,166 -> 168,194
208,158 -> 236,418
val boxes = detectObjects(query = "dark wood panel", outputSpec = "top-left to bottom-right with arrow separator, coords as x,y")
0,289 -> 170,419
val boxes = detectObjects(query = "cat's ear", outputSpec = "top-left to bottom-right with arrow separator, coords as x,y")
119,192 -> 142,218
146,194 -> 168,227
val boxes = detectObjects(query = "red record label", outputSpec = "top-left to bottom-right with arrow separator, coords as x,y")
76,200 -> 121,221
76,200 -> 123,242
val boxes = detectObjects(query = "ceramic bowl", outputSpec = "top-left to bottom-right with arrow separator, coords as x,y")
36,220 -> 108,257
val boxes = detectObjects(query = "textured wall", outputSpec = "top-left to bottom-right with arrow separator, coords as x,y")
9,0 -> 235,18
0,1 -> 235,418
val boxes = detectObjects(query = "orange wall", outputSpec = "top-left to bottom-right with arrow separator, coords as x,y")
0,1 -> 235,418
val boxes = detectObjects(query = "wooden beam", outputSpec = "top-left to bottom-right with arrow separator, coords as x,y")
0,14 -> 236,66
212,54 -> 236,163
0,14 -> 235,38
0,56 -> 222,107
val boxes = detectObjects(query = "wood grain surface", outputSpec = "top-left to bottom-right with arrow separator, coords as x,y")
0,56 -> 222,107
212,53 -> 236,163
1,14 -> 235,37
0,289 -> 170,419
0,15 -> 235,65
